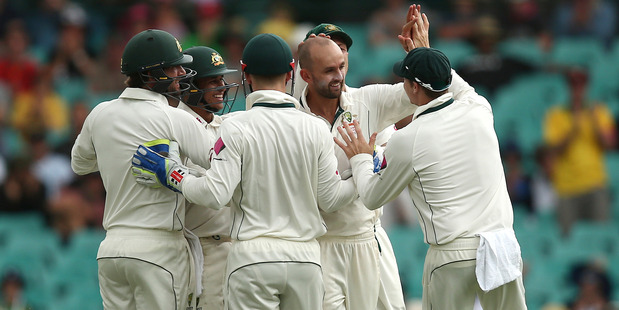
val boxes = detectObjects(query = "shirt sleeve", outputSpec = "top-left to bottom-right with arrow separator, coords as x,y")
181,121 -> 242,210
361,83 -> 417,131
169,109 -> 214,170
316,128 -> 358,213
449,69 -> 492,113
71,116 -> 99,175
350,136 -> 416,210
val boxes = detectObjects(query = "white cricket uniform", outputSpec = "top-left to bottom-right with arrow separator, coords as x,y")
71,88 -> 213,310
177,101 -> 232,310
180,90 -> 359,310
298,84 -> 416,310
373,126 -> 408,310
349,71 -> 527,310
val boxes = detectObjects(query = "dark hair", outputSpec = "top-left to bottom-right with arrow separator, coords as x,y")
124,73 -> 144,88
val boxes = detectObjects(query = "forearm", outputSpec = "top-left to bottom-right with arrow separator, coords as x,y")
181,175 -> 227,210
350,154 -> 386,210
318,178 -> 358,213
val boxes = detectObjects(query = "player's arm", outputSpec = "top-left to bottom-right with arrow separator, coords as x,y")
335,120 -> 414,210
181,122 -> 242,209
448,70 -> 492,112
71,117 -> 99,174
168,109 -> 213,169
316,126 -> 359,213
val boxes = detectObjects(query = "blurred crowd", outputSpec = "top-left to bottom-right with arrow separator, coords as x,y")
0,0 -> 618,309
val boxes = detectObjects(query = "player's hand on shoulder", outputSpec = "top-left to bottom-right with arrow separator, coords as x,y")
131,139 -> 189,193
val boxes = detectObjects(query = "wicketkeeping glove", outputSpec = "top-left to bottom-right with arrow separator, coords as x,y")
131,140 -> 189,193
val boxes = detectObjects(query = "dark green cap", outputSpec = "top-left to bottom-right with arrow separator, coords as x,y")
242,33 -> 293,76
304,23 -> 353,50
183,46 -> 236,78
393,47 -> 452,92
121,29 -> 192,75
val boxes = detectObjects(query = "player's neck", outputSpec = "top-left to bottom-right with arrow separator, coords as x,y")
305,90 -> 340,123
192,107 -> 214,123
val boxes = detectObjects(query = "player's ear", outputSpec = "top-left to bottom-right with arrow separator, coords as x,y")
300,68 -> 311,83
245,73 -> 253,85
285,71 -> 292,82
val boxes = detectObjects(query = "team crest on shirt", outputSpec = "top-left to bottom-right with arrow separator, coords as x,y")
342,111 -> 353,123
211,52 -> 225,66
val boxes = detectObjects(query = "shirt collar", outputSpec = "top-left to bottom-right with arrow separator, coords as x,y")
412,93 -> 454,120
119,87 -> 168,105
176,101 -> 221,128
246,90 -> 300,110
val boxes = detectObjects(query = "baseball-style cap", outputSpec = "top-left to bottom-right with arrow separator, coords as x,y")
242,33 -> 294,76
393,47 -> 452,92
304,23 -> 353,50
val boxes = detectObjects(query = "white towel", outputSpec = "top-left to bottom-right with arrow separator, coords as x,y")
184,228 -> 204,297
475,229 -> 522,292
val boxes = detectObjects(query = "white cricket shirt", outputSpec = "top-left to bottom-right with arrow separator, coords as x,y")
350,71 -> 514,245
177,101 -> 232,238
71,88 -> 213,231
298,84 -> 416,237
181,89 -> 358,242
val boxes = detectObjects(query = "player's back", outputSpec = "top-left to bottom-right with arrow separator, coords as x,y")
215,91 -> 353,242
222,105 -> 329,240
72,88 -> 210,231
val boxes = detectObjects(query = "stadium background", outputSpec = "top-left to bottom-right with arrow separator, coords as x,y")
0,0 -> 618,309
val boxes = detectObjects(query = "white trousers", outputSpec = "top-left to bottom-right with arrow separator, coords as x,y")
319,231 -> 380,310
97,228 -> 192,310
226,261 -> 323,310
375,226 -> 407,310
196,236 -> 231,310
422,237 -> 527,310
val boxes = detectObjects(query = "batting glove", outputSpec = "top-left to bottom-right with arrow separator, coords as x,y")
131,140 -> 189,193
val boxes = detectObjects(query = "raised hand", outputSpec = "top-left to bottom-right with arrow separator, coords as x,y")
398,4 -> 430,52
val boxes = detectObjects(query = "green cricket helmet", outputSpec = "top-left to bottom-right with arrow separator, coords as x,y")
240,33 -> 295,96
181,46 -> 239,114
121,29 -> 196,96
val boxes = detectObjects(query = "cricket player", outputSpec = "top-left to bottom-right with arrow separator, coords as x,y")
297,21 -> 422,310
131,33 -> 359,310
71,29 -> 214,310
335,45 -> 527,310
178,46 -> 239,310
296,35 -> 416,310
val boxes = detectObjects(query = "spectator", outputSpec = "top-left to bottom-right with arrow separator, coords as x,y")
0,19 -> 39,95
47,184 -> 91,245
457,15 -> 535,97
502,141 -> 533,212
553,0 -> 617,50
503,0 -> 545,38
436,0 -> 481,40
11,73 -> 70,143
151,0 -> 189,41
530,144 -> 558,215
567,261 -> 615,310
256,0 -> 297,44
45,3 -> 96,83
26,131 -> 74,199
543,67 -> 616,236
182,1 -> 224,53
0,269 -> 31,310
0,157 -> 47,214
368,0 -> 410,47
